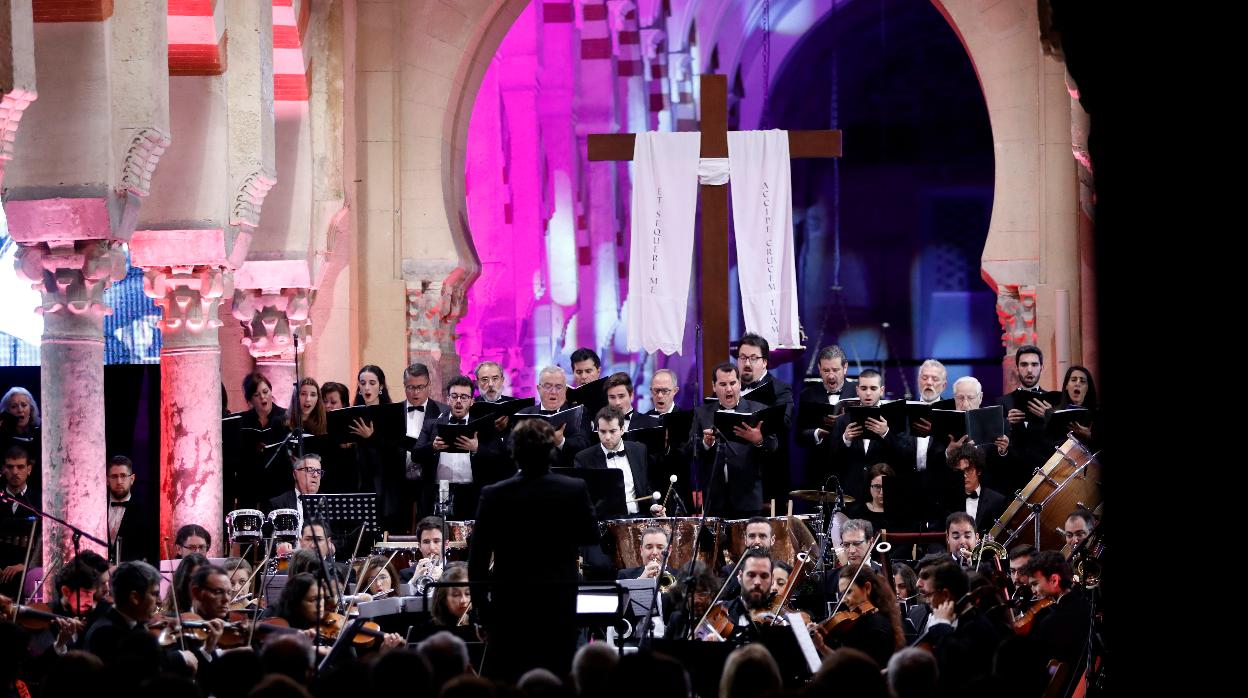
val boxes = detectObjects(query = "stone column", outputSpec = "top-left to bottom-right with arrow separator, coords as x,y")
8,235 -> 127,571
131,230 -> 232,554
406,264 -> 470,394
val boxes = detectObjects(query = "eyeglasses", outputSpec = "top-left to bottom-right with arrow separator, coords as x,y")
651,387 -> 673,395
180,544 -> 209,553
448,393 -> 473,402
295,468 -> 324,476
737,355 -> 765,364
843,539 -> 867,547
478,376 -> 503,383
539,383 -> 566,392
405,383 -> 430,392
869,484 -> 885,490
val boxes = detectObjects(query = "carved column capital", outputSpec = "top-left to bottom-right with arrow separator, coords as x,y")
142,265 -> 228,341
231,286 -> 313,360
13,239 -> 128,321
996,284 -> 1038,355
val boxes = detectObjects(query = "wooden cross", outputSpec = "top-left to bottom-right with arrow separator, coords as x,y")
588,74 -> 842,392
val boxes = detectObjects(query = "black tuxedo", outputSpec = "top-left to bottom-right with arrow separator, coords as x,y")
964,486 -> 1008,532
109,497 -> 157,564
830,413 -> 903,500
0,486 -> 41,597
797,381 -> 857,442
515,402 -> 591,467
573,441 -> 651,516
891,430 -> 960,530
469,466 -> 599,681
616,565 -> 646,580
740,375 -> 794,498
1030,587 -> 1092,665
418,412 -> 514,520
643,408 -> 695,513
995,391 -> 1055,493
84,606 -> 190,675
690,398 -> 779,517
406,399 -> 451,474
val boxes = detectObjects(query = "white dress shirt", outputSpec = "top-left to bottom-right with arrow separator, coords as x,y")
108,494 -> 131,542
603,444 -> 639,514
965,486 -> 981,521
405,400 -> 429,470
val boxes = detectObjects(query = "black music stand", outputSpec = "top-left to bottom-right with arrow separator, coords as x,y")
299,493 -> 380,550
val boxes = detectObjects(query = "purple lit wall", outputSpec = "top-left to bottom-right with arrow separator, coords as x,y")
459,1 -> 684,401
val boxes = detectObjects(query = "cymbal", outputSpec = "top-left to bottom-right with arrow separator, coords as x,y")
787,514 -> 819,560
788,489 -> 855,504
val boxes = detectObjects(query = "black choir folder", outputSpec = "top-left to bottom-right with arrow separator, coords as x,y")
929,405 -> 1006,444
625,409 -> 696,453
566,377 -> 609,416
433,416 -> 495,454
325,402 -> 407,444
1048,407 -> 1095,435
468,397 -> 536,421
512,404 -> 585,432
1011,389 -> 1065,425
845,400 -> 937,436
797,398 -> 860,430
713,404 -> 787,445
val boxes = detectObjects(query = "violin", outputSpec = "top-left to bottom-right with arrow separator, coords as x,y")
816,600 -> 877,639
1013,596 -> 1054,635
255,613 -> 388,648
0,594 -> 76,632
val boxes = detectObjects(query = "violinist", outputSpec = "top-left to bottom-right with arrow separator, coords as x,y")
84,561 -> 198,675
665,561 -> 723,639
1024,550 -> 1091,665
356,556 -> 400,598
1006,544 -> 1037,616
913,564 -> 1012,693
271,572 -> 335,656
770,561 -> 792,597
431,562 -> 473,627
183,565 -> 231,657
224,557 -> 255,609
814,567 -> 904,667
163,553 -> 208,616
21,559 -> 99,658
701,548 -> 774,644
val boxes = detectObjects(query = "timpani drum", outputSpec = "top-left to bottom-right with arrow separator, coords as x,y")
602,517 -> 721,571
269,508 -> 302,542
989,436 -> 1102,551
226,509 -> 264,544
371,544 -> 422,572
444,520 -> 474,561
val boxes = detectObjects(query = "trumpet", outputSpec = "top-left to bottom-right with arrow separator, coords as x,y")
644,554 -> 677,593
413,554 -> 443,595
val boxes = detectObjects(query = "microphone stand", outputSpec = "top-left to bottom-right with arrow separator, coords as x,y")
0,491 -> 109,569
684,423 -> 728,640
638,546 -> 672,647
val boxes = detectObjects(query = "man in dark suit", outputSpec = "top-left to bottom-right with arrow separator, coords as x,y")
615,526 -> 669,580
401,363 -> 448,526
829,369 -> 902,500
574,407 -> 658,518
644,369 -> 694,511
85,561 -> 195,675
107,455 -> 157,564
889,360 -> 958,529
266,454 -> 324,523
736,333 -> 794,500
1024,550 -> 1092,666
0,445 -> 40,599
469,418 -> 600,682
945,376 -> 1014,495
420,375 -> 513,520
690,362 -> 779,519
475,360 -> 515,434
948,445 -> 1007,533
995,345 -> 1055,493
515,366 -> 591,467
797,345 -> 858,489
604,373 -> 662,433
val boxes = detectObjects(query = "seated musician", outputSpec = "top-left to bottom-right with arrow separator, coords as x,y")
299,519 -> 350,583
184,565 -> 233,658
224,557 -> 255,608
717,517 -> 776,600
164,553 -> 208,616
1025,549 -> 1092,666
916,564 -> 1014,692
356,555 -> 401,598
24,559 -> 99,657
697,548 -> 774,643
812,567 -> 904,667
770,560 -> 792,597
400,515 -> 446,584
84,561 -> 199,675
944,512 -> 979,567
665,561 -> 723,639
1007,544 -> 1037,615
271,572 -> 334,656
174,523 -> 212,559
1060,507 -> 1094,551
431,562 -> 474,627
267,454 -> 324,519
574,407 -> 663,518
616,527 -> 669,580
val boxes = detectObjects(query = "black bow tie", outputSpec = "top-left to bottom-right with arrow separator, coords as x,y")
966,491 -> 979,500
451,418 -> 467,425
408,404 -> 425,413
111,501 -> 129,507
827,391 -> 840,398
606,450 -> 625,460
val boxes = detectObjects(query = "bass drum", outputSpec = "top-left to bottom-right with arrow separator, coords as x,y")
989,436 -> 1101,551
601,517 -> 721,572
